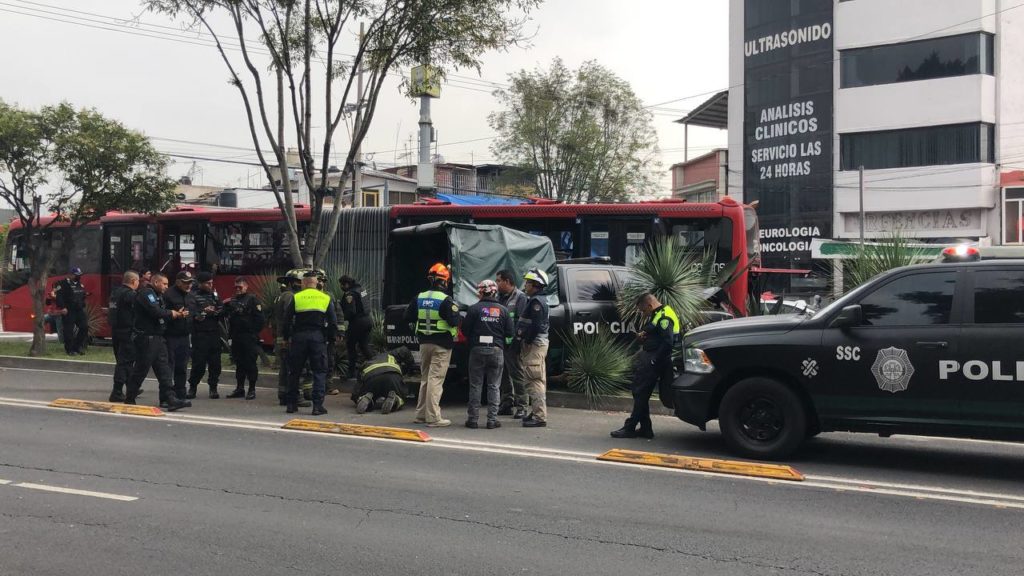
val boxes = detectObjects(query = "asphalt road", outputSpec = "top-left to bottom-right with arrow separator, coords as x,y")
2,364 -> 1024,576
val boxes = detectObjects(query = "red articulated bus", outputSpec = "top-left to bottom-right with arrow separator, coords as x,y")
1,197 -> 759,338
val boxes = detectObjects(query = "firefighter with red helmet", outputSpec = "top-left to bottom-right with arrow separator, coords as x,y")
403,263 -> 460,427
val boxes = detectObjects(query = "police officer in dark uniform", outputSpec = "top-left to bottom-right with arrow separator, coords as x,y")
339,275 -> 374,379
124,272 -> 189,411
55,266 -> 89,355
188,271 -> 223,399
107,270 -> 139,402
611,292 -> 680,439
283,271 -> 338,415
163,270 -> 197,400
224,276 -> 264,400
517,268 -> 551,428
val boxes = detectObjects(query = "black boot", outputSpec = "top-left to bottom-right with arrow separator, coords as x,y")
186,384 -> 198,400
637,418 -> 654,439
311,404 -> 328,416
160,397 -> 189,412
108,390 -> 126,403
610,419 -> 639,439
226,386 -> 246,399
286,402 -> 298,414
209,386 -> 219,399
245,384 -> 256,400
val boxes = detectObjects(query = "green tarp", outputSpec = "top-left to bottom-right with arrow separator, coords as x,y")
391,221 -> 558,306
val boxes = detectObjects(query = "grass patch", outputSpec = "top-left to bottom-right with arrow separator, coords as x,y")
0,340 -> 237,366
0,339 -> 117,362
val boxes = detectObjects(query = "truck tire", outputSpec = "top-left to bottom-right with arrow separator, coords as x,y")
719,377 -> 806,460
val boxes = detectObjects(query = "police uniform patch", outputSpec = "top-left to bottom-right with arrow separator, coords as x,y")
532,302 -> 541,311
256,304 -> 262,311
659,319 -> 671,330
451,304 -> 459,313
147,293 -> 157,303
345,294 -> 354,303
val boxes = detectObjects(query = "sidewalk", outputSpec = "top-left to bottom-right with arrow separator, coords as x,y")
0,353 -> 674,414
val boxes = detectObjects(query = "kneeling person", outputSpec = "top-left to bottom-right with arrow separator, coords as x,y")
352,347 -> 414,414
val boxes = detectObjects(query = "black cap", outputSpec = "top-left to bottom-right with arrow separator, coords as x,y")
196,271 -> 214,282
176,271 -> 194,282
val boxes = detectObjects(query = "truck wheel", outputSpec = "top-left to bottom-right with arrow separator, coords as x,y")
719,377 -> 806,460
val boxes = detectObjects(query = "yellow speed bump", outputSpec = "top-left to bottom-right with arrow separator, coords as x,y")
597,449 -> 804,481
282,419 -> 432,442
49,398 -> 164,417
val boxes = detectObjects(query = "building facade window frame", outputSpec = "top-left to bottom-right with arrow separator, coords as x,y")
1003,187 -> 1024,245
840,32 -> 994,89
840,122 -> 995,171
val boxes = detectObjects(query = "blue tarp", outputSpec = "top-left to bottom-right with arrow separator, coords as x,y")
434,193 -> 525,206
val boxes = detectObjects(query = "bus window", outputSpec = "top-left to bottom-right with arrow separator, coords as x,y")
671,219 -> 734,265
590,229 -> 609,258
744,206 -> 761,266
2,231 -> 30,294
625,230 -> 647,267
243,222 -> 291,275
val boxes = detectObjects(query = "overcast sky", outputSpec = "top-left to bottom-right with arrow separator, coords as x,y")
0,0 -> 729,192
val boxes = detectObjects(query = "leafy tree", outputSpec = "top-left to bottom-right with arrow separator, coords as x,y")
145,0 -> 540,268
0,101 -> 176,355
489,58 -> 660,203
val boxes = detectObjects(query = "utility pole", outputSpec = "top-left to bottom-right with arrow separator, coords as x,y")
353,22 -> 365,208
417,89 -> 435,192
858,165 -> 865,248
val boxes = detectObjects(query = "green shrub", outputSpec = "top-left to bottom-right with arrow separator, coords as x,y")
564,330 -> 634,408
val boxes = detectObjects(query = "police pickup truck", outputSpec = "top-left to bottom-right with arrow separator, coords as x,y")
672,259 -> 1024,459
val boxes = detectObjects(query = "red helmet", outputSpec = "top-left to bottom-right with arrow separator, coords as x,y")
428,262 -> 451,282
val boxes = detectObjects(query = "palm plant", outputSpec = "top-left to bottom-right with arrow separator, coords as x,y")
845,232 -> 933,290
616,236 -> 710,329
563,330 -> 634,408
84,301 -> 107,348
247,273 -> 283,315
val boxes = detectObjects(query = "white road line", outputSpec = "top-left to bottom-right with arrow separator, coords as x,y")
805,474 -> 1024,503
0,479 -> 11,485
13,482 -> 137,502
3,395 -> 1024,511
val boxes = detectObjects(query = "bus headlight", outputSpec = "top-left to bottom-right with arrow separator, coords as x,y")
683,347 -> 715,374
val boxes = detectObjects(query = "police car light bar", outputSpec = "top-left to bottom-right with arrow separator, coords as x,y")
941,245 -> 980,262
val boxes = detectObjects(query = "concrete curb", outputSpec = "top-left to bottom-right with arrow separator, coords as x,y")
0,355 -> 672,415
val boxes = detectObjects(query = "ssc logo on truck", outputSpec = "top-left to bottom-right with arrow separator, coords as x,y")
871,347 -> 915,393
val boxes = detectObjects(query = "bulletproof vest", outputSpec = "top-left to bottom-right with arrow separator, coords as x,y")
108,284 -> 136,332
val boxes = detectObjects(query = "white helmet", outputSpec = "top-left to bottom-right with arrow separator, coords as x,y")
523,268 -> 549,288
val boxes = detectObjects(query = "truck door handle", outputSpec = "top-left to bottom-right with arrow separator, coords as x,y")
916,341 -> 948,349
576,311 -> 592,317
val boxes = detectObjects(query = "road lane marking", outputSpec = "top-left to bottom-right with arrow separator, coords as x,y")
13,482 -> 137,502
0,479 -> 11,485
597,448 -> 805,481
3,397 -> 1024,511
50,398 -> 164,417
805,474 -> 1024,503
282,419 -> 432,442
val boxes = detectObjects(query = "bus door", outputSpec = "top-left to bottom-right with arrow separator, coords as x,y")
160,222 -> 204,278
103,223 -> 149,296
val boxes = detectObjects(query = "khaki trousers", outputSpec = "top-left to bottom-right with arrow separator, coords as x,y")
520,341 -> 549,422
416,343 -> 452,423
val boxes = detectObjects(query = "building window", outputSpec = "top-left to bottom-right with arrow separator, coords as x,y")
1004,188 -> 1024,244
840,123 -> 994,171
840,33 -> 994,88
361,190 -> 380,207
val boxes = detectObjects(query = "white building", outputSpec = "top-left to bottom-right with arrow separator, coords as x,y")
725,0 -> 1024,277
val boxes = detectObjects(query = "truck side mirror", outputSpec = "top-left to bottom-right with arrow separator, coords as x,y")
829,305 -> 862,329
